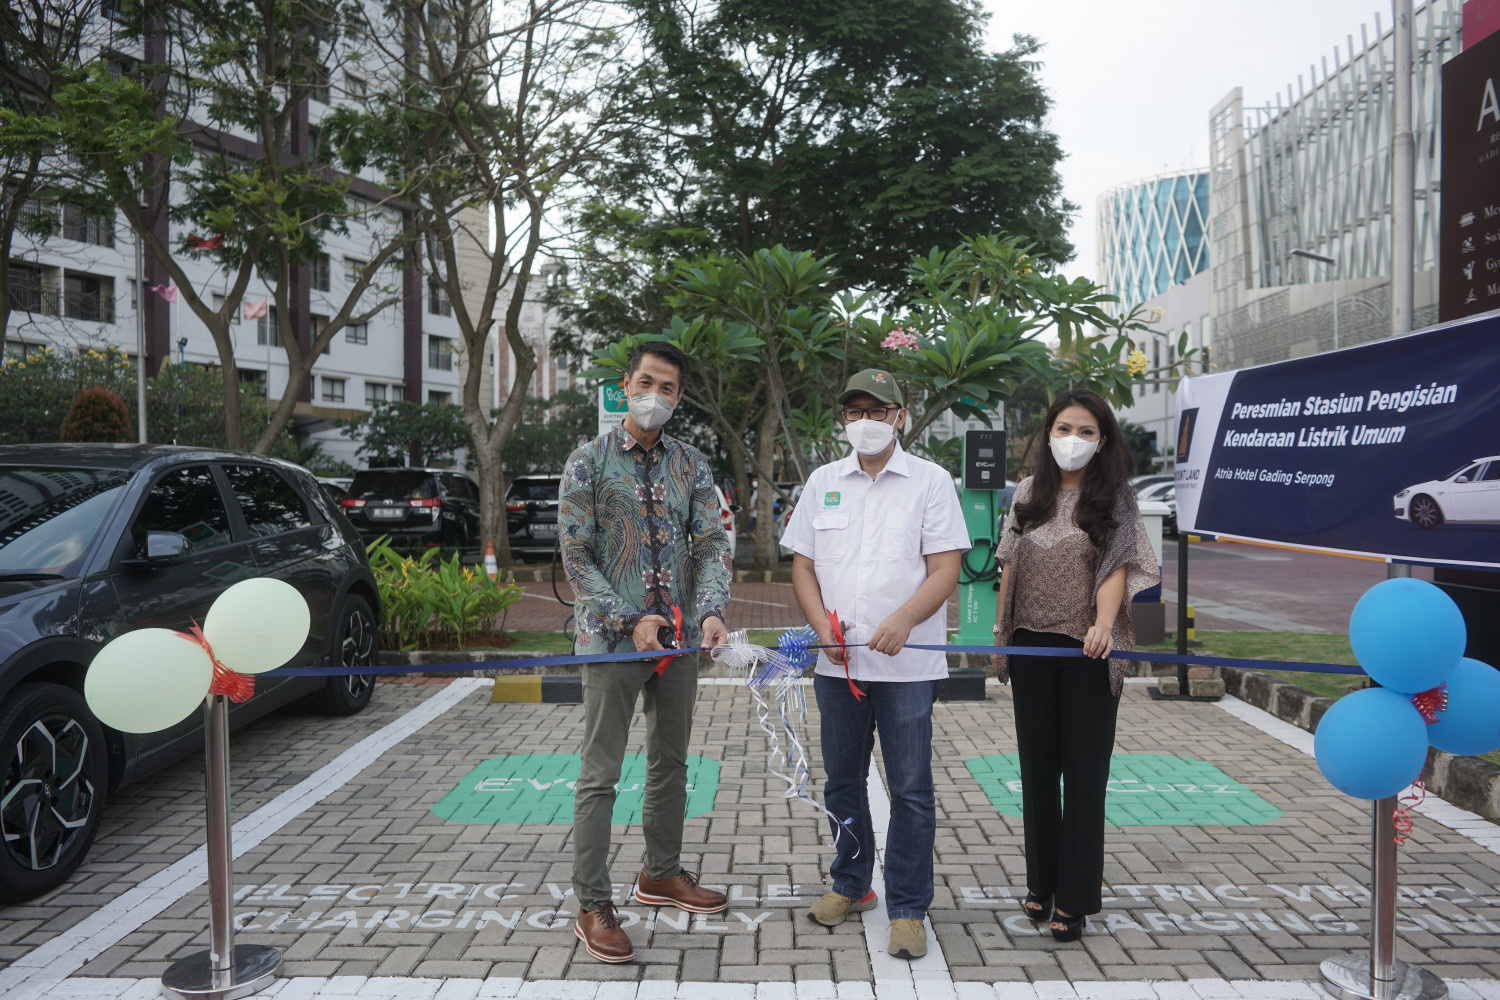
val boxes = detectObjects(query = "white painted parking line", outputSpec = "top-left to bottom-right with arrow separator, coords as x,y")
0,678 -> 491,1000
860,757 -> 955,1000
37,978 -> 1500,999
1216,694 -> 1500,856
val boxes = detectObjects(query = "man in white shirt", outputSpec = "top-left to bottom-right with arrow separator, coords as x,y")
779,368 -> 969,961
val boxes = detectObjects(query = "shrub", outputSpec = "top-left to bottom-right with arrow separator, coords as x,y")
60,387 -> 134,443
366,537 -> 524,650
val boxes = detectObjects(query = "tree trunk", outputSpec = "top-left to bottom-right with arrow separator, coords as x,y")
753,403 -> 780,570
727,437 -> 750,537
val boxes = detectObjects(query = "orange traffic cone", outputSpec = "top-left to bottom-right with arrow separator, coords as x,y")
484,541 -> 499,580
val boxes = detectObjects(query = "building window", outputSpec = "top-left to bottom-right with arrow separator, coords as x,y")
310,63 -> 331,104
344,71 -> 367,101
345,321 -> 368,345
7,262 -> 49,314
61,204 -> 114,248
427,390 -> 452,405
313,314 -> 330,355
343,255 -> 366,284
322,377 -> 345,403
63,273 -> 114,323
312,253 -> 330,292
365,381 -> 388,406
427,335 -> 453,371
257,306 -> 278,346
238,368 -> 266,396
428,279 -> 452,317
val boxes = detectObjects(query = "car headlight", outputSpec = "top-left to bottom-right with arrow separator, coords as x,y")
1395,489 -> 1409,499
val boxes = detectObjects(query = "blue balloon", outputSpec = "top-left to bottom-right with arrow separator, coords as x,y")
1428,658 -> 1500,756
1314,687 -> 1429,800
1348,578 -> 1465,694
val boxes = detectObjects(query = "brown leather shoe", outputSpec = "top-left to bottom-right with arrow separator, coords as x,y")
633,869 -> 728,913
573,903 -> 634,963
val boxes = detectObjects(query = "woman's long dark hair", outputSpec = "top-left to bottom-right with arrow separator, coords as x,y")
1011,388 -> 1134,550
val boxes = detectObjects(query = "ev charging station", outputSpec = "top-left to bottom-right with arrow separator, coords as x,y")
956,427 -> 1006,646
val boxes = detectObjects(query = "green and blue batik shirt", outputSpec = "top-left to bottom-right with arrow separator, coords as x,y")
559,424 -> 732,654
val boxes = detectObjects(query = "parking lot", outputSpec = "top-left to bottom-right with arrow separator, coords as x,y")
2,669 -> 1498,1000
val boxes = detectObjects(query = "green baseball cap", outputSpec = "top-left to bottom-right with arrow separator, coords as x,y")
837,368 -> 903,407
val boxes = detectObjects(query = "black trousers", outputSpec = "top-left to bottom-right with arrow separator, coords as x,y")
1009,628 -> 1120,917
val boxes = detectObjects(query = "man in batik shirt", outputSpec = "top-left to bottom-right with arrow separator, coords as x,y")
559,341 -> 733,963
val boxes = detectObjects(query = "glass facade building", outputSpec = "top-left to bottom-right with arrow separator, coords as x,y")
1228,0 -> 1460,291
1096,170 -> 1211,311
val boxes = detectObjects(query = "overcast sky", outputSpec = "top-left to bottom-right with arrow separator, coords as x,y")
980,0 -> 1407,281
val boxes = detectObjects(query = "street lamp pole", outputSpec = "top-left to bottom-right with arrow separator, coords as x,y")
1290,248 -> 1339,350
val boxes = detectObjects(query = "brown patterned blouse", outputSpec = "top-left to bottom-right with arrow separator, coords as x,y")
994,478 -> 1159,695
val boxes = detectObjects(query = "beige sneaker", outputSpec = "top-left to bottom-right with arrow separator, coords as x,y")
804,888 -> 877,927
888,918 -> 927,959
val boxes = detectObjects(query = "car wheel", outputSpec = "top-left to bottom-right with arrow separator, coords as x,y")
0,683 -> 108,903
1409,494 -> 1443,530
313,593 -> 378,716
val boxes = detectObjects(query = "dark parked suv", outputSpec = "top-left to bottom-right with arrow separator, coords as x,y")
505,474 -> 562,560
0,445 -> 379,902
340,468 -> 482,552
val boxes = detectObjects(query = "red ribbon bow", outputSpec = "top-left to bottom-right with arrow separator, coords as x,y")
827,609 -> 863,701
1411,683 -> 1448,725
186,622 -> 255,703
653,606 -> 683,677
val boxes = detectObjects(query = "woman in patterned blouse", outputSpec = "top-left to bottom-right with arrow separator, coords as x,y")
989,388 -> 1159,942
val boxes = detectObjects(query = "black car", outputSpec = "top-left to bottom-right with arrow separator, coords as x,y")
339,468 -> 482,552
0,444 -> 379,903
505,474 -> 561,560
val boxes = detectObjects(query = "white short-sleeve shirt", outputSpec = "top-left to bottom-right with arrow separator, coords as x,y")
780,444 -> 970,682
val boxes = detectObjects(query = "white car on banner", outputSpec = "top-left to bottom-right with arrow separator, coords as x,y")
1394,456 -> 1500,529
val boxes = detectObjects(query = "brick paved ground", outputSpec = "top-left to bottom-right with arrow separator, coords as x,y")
3,674 -> 1496,999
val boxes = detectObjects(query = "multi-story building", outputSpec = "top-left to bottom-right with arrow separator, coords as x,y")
1096,170 -> 1211,313
1102,0 -> 1462,467
3,8 -> 462,469
1096,172 -> 1214,463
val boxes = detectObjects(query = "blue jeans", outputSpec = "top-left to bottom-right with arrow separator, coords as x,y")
813,673 -> 941,920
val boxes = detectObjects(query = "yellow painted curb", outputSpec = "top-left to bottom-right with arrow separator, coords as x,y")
491,676 -> 542,703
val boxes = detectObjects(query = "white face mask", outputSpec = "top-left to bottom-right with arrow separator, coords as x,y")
627,391 -> 675,432
845,417 -> 897,456
1050,434 -> 1100,472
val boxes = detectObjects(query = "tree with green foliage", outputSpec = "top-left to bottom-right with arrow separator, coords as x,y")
11,0 -> 412,452
338,401 -> 468,469
586,235 -> 1163,565
0,346 -> 288,448
502,387 -> 597,477
325,0 -> 635,564
550,0 -> 1075,366
59,387 -> 133,443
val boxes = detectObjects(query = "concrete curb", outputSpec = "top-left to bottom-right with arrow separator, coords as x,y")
1219,665 -> 1500,823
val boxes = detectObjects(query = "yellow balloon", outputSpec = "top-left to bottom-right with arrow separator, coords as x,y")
85,629 -> 213,734
203,578 -> 311,674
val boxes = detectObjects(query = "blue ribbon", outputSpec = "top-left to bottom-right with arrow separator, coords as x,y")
266,642 -> 1363,677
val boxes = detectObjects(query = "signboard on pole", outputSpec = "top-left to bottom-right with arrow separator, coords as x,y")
598,383 -> 628,436
1438,27 -> 1500,322
1172,310 -> 1500,569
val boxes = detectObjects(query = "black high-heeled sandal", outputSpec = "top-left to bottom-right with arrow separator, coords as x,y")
1021,891 -> 1052,922
1050,910 -> 1086,942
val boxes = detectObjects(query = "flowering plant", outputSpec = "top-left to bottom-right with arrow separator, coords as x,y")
880,327 -> 920,352
1125,349 -> 1149,377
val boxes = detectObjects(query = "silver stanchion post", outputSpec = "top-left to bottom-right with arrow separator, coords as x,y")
160,695 -> 282,1000
1319,798 -> 1446,1000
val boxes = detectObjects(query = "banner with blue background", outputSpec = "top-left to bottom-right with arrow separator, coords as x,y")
1173,309 -> 1500,569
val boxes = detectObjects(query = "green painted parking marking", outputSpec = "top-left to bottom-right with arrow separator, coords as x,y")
430,753 -> 721,825
965,753 -> 1283,827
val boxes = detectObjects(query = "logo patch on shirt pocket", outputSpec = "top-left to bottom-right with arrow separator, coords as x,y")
824,491 -> 841,507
